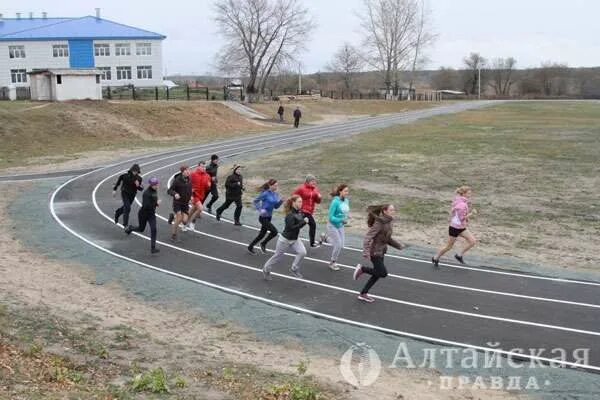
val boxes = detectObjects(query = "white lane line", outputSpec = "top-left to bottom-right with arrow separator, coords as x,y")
51,176 -> 600,372
92,173 -> 600,337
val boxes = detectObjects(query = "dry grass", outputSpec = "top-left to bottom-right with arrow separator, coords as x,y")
241,101 -> 600,271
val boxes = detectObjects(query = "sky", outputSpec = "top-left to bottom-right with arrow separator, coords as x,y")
4,0 -> 600,75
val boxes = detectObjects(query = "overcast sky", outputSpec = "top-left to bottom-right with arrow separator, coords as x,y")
5,0 -> 600,74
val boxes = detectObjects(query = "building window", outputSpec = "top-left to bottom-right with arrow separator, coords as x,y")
136,43 -> 152,56
96,75 -> 101,84
116,66 -> 132,80
52,44 -> 69,57
9,45 -> 26,59
98,67 -> 111,81
137,66 -> 153,80
57,75 -> 62,84
10,69 -> 27,83
115,43 -> 131,56
94,44 -> 110,56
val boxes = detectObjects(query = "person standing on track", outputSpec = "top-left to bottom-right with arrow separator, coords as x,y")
186,161 -> 212,231
262,195 -> 308,280
167,165 -> 192,242
293,106 -> 302,128
327,184 -> 350,271
432,186 -> 477,267
292,175 -> 322,248
353,204 -> 404,303
204,154 -> 220,214
113,163 -> 143,227
216,164 -> 245,226
247,179 -> 283,255
125,177 -> 161,254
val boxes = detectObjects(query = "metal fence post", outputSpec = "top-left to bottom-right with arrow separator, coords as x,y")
223,86 -> 227,100
132,86 -> 136,100
186,85 -> 190,100
166,87 -> 170,100
206,87 -> 209,101
155,87 -> 158,101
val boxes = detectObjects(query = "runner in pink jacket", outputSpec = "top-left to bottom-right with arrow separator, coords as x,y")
432,186 -> 477,267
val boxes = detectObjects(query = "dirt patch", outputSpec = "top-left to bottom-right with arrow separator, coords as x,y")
0,182 -> 528,399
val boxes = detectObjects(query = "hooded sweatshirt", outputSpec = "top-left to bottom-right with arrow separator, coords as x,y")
362,213 -> 403,258
190,169 -> 212,200
328,196 -> 349,228
449,195 -> 469,229
292,182 -> 322,215
253,189 -> 283,217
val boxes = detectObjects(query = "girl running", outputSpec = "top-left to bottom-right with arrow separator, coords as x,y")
125,177 -> 161,254
432,186 -> 477,267
353,204 -> 404,303
113,163 -> 142,226
248,179 -> 283,255
292,174 -> 322,247
167,165 -> 192,242
216,164 -> 245,226
327,184 -> 350,271
187,161 -> 212,231
262,195 -> 308,280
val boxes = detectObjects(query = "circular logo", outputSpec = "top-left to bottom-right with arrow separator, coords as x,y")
339,343 -> 382,387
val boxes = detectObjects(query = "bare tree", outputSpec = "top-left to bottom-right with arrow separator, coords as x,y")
327,43 -> 364,91
463,52 -> 486,95
214,0 -> 315,100
432,67 -> 460,90
487,57 -> 517,96
407,0 -> 436,96
359,0 -> 419,96
535,61 -> 569,96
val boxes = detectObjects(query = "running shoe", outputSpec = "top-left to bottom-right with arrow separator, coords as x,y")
319,233 -> 328,244
262,267 -> 272,281
353,264 -> 363,280
114,212 -> 119,224
124,226 -> 133,235
168,213 -> 174,225
151,248 -> 160,254
290,267 -> 303,279
247,246 -> 256,255
310,243 -> 320,248
234,221 -> 242,226
188,222 -> 195,231
432,257 -> 439,268
329,262 -> 340,271
206,206 -> 212,214
170,234 -> 178,243
259,243 -> 267,254
215,213 -> 221,222
357,294 -> 375,303
454,254 -> 465,264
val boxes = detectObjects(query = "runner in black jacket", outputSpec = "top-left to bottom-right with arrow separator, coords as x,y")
167,165 -> 192,241
113,164 -> 142,226
215,164 -> 244,226
204,154 -> 220,213
125,177 -> 161,254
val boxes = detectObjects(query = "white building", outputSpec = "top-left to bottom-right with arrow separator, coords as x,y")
28,68 -> 102,101
0,10 -> 166,90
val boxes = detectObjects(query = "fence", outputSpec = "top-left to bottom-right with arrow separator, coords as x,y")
102,85 -> 227,101
0,87 -> 31,100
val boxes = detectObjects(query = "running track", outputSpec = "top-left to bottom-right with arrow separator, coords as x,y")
49,101 -> 600,372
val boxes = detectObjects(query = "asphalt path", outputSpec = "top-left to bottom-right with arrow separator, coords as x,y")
49,101 -> 600,372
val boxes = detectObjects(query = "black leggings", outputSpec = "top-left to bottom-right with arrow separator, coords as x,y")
305,213 -> 317,245
115,192 -> 135,226
360,256 -> 388,295
216,198 -> 243,223
132,210 -> 157,250
204,185 -> 219,209
249,216 -> 278,248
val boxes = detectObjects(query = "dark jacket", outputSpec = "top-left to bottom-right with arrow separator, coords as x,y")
206,161 -> 219,184
113,171 -> 142,196
293,109 -> 302,119
363,214 -> 403,258
282,208 -> 306,241
141,186 -> 159,213
167,172 -> 192,205
277,105 -> 284,115
224,172 -> 244,199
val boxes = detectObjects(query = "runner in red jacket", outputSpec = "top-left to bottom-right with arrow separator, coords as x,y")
187,161 -> 212,230
292,174 -> 322,247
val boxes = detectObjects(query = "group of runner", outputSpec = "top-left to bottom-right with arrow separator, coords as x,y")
113,155 -> 477,303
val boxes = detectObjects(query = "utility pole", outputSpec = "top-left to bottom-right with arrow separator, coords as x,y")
298,62 -> 302,95
478,65 -> 481,100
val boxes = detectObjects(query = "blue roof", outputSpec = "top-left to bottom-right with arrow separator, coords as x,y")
0,16 -> 166,41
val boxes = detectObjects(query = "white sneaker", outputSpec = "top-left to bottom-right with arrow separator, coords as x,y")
188,222 -> 195,231
329,262 -> 340,271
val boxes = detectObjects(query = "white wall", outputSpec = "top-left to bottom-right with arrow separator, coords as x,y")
0,40 -> 69,87
0,39 -> 164,88
53,74 -> 102,101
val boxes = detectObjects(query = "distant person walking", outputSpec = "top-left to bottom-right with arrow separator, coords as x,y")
204,154 -> 220,214
167,165 -> 192,242
327,184 -> 350,271
353,204 -> 404,303
216,164 -> 245,226
113,163 -> 143,227
432,186 -> 477,267
248,179 -> 283,255
293,106 -> 302,128
292,175 -> 322,248
125,177 -> 161,254
187,161 -> 212,231
277,104 -> 285,122
262,195 -> 308,280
